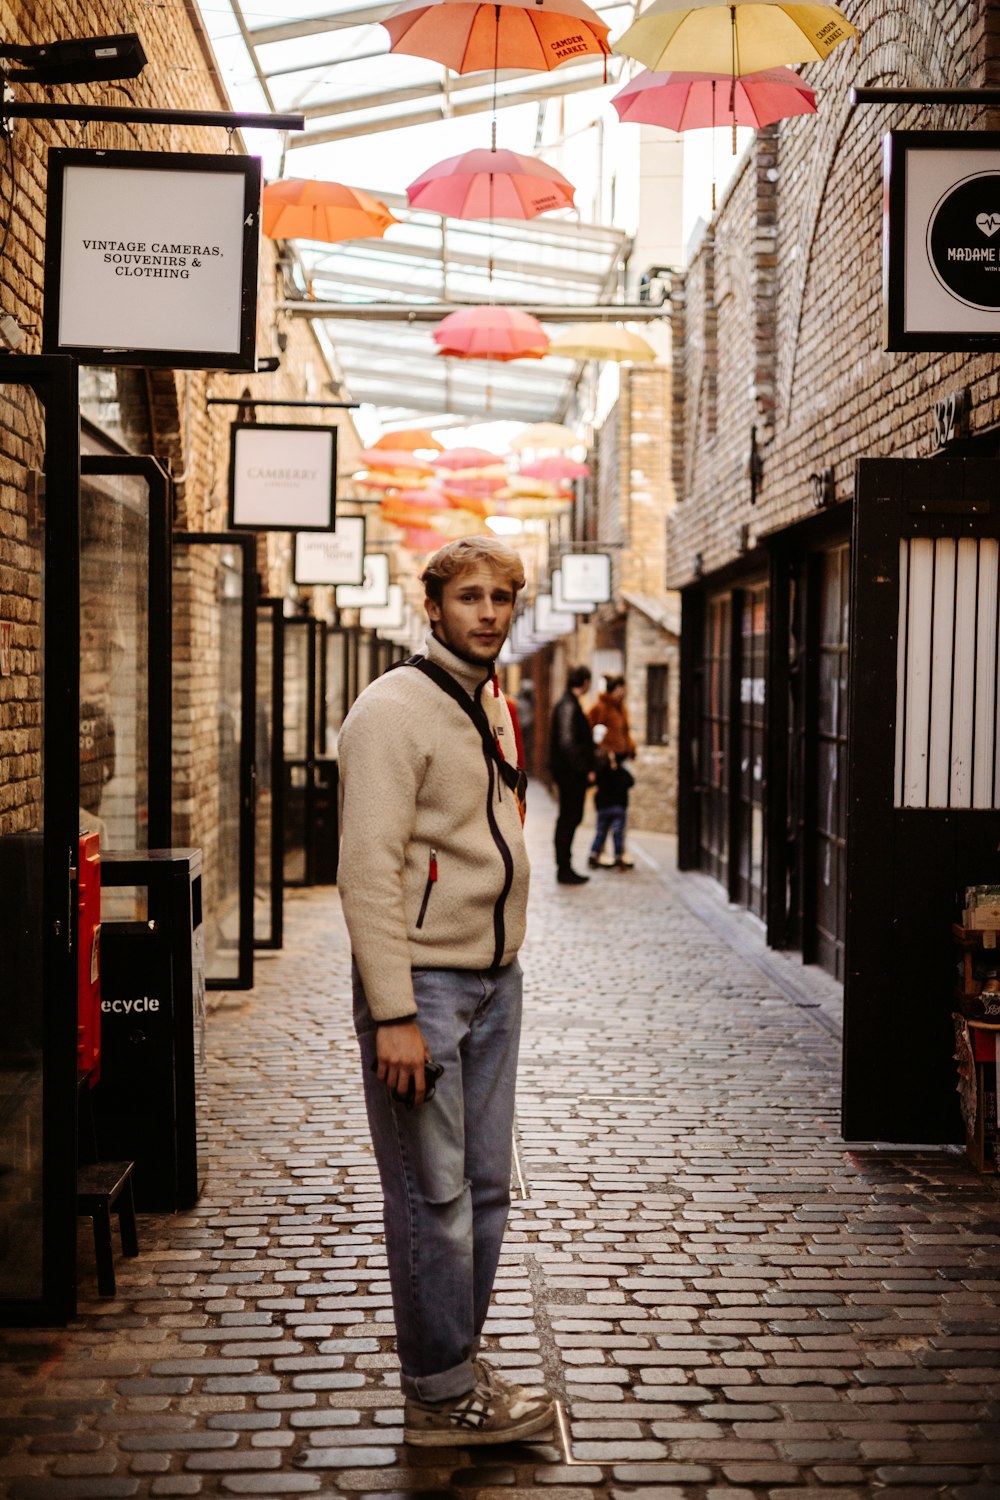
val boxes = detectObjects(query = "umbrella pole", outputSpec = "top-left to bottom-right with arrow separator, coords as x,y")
729,3 -> 738,156
711,81 -> 717,212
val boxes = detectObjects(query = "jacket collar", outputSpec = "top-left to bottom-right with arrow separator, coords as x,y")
425,631 -> 494,698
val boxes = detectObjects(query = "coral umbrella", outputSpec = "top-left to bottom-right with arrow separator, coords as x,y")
407,148 -> 575,220
358,449 -> 436,474
612,1 -> 858,76
383,0 -> 611,75
372,429 -> 444,453
611,65 -> 817,129
433,447 -> 505,470
510,421 -> 584,451
433,307 -> 549,360
262,179 -> 398,242
520,455 -> 591,481
546,325 -> 656,362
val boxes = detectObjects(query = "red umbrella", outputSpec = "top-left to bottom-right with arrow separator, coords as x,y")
433,307 -> 549,360
610,66 -> 817,130
383,0 -> 611,74
408,148 -> 575,220
433,447 -> 505,470
519,455 -> 591,480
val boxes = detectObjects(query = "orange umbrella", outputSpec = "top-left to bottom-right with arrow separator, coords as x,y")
382,0 -> 611,74
262,179 -> 399,242
372,429 -> 444,453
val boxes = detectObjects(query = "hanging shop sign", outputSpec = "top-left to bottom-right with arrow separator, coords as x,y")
293,518 -> 365,586
560,552 -> 612,603
336,552 -> 390,610
229,424 -> 337,532
43,149 -> 261,369
360,583 -> 406,631
534,593 -> 575,638
552,567 -> 595,615
884,131 -> 1000,351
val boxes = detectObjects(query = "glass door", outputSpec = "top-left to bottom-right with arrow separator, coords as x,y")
172,534 -> 256,990
255,599 -> 284,949
0,355 -> 80,1324
79,455 -> 172,851
283,615 -> 317,887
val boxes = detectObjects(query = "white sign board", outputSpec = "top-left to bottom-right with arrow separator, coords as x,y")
294,519 -> 365,585
44,149 -> 261,369
552,567 -> 595,615
336,552 -> 390,609
534,593 -> 575,638
361,583 -> 406,631
230,424 -> 337,532
561,552 -> 612,603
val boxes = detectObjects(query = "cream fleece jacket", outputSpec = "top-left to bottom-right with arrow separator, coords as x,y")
337,633 -> 530,1022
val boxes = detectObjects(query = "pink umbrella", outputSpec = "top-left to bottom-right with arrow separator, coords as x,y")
433,307 -> 549,360
408,148 -> 575,220
611,66 -> 817,131
442,475 -> 508,499
519,455 -> 591,481
433,447 -> 505,470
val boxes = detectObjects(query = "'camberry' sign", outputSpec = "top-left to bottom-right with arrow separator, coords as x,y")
884,131 -> 1000,350
44,149 -> 261,369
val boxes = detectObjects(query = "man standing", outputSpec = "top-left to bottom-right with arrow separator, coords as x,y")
337,536 -> 554,1447
548,664 -> 595,885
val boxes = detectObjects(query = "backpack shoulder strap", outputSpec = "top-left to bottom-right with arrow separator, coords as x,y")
403,654 -> 522,795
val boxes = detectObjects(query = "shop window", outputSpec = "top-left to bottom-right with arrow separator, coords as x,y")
735,582 -> 768,919
646,664 -> 670,744
699,594 -> 731,885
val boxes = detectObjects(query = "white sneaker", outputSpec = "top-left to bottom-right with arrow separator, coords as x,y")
403,1380 -> 555,1447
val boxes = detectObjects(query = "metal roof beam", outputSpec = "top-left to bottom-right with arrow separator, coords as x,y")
287,64 -> 620,146
297,55 -> 613,120
287,301 -> 667,319
249,2 -> 398,48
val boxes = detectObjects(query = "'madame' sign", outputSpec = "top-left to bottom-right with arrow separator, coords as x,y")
884,131 -> 1000,351
43,148 -> 261,369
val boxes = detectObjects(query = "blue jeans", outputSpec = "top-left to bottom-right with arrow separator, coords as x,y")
353,960 -> 523,1402
590,805 -> 626,859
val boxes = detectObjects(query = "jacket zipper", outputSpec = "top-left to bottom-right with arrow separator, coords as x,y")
415,847 -> 437,930
482,748 -> 514,967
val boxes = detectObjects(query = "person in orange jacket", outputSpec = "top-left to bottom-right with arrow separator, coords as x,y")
587,675 -> 636,866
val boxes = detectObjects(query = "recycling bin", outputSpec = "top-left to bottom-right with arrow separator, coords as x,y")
92,850 -> 205,1211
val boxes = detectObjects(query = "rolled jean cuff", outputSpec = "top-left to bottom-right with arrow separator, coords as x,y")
403,1353 -> 476,1403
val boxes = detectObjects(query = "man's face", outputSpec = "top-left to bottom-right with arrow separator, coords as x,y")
426,566 -> 515,665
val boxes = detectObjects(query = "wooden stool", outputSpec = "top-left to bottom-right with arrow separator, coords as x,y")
77,1161 -> 139,1297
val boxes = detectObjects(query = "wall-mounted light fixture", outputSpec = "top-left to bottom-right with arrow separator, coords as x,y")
808,467 -> 836,509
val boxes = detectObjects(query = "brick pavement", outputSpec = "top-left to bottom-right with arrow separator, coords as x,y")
1,786 -> 999,1499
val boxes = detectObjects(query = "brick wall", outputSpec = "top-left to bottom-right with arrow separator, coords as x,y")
668,0 -> 1000,586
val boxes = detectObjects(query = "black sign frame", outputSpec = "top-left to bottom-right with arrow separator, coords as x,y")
884,130 -> 1000,352
43,148 -> 261,371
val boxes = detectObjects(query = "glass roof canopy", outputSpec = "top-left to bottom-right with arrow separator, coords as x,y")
196,0 -> 636,425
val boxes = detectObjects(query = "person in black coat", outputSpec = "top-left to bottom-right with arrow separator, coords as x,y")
548,664 -> 595,884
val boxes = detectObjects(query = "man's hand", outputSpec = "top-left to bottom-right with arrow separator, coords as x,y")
375,1020 -> 431,1105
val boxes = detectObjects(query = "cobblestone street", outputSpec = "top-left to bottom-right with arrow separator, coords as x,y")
2,787 -> 999,1499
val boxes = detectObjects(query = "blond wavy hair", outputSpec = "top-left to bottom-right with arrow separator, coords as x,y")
420,536 -> 526,603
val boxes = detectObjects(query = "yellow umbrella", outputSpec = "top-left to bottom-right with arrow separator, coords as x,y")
502,475 -> 560,499
510,421 -> 585,451
547,324 -> 657,362
613,1 -> 858,76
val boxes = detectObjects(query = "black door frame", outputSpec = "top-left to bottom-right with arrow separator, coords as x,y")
80,455 -> 173,849
0,355 -> 80,1325
173,532 -> 256,991
255,597 -> 284,950
844,457 -> 1000,1142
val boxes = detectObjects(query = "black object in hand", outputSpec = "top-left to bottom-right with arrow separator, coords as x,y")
370,1056 -> 444,1107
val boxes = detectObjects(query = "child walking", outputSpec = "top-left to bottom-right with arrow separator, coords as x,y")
588,750 -> 635,871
